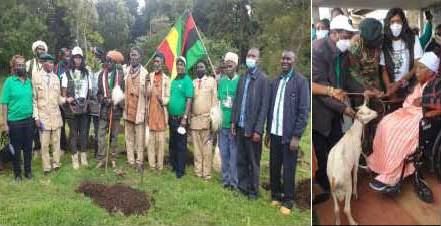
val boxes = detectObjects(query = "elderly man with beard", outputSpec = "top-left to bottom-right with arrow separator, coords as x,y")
95,50 -> 125,169
123,47 -> 150,170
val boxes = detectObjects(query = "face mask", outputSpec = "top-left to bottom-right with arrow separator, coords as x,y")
16,67 -> 26,76
390,23 -> 402,37
246,58 -> 256,68
336,39 -> 351,52
316,30 -> 329,39
196,70 -> 205,78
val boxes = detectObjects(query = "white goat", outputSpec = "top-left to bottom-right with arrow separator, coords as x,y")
327,100 -> 378,225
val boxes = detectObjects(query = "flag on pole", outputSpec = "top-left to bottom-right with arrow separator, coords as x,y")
156,11 -> 207,79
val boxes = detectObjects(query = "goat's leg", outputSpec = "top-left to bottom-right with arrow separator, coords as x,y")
331,191 -> 341,225
344,184 -> 358,225
353,157 -> 360,200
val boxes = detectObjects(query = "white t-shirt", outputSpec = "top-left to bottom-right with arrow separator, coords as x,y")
380,35 -> 423,81
61,69 -> 92,99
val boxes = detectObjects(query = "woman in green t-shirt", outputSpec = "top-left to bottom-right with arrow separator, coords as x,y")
1,55 -> 34,182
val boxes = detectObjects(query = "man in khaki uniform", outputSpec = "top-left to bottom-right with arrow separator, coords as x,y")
124,47 -> 150,170
190,61 -> 218,180
147,54 -> 170,170
32,53 -> 65,175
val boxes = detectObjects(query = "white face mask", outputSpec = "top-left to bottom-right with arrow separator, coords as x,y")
245,58 -> 257,68
336,39 -> 351,52
316,30 -> 329,39
390,23 -> 402,37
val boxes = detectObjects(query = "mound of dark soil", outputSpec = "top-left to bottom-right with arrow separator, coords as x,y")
76,182 -> 151,216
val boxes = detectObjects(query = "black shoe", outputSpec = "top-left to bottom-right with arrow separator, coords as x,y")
248,193 -> 258,200
369,179 -> 388,191
414,173 -> 433,203
15,176 -> 22,183
43,171 -> 51,176
176,174 -> 184,179
24,173 -> 32,180
53,166 -> 60,171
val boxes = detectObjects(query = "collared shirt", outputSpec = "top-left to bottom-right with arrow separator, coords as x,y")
32,71 -> 63,130
190,75 -> 218,130
0,75 -> 33,121
271,69 -> 293,136
168,74 -> 194,117
218,74 -> 239,128
238,67 -> 256,127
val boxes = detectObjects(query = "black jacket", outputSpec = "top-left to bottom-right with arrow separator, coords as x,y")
267,70 -> 310,144
312,38 -> 364,137
232,66 -> 270,136
97,68 -> 125,120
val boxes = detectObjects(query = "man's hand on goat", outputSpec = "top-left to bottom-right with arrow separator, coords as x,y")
332,89 -> 347,102
344,106 -> 356,118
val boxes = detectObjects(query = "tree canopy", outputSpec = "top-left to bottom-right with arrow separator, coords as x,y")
0,0 -> 310,78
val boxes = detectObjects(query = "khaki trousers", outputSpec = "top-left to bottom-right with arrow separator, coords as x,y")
125,121 -> 145,165
192,129 -> 213,178
40,128 -> 61,172
147,130 -> 166,170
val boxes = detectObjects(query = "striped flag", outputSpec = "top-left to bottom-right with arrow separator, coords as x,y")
156,11 -> 207,79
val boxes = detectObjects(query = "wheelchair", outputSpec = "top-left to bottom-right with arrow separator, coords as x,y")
360,98 -> 437,203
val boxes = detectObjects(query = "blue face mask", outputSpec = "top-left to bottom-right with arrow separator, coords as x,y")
246,58 -> 257,69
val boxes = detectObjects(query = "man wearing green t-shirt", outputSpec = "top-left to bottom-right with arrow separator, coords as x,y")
217,52 -> 240,189
168,56 -> 194,178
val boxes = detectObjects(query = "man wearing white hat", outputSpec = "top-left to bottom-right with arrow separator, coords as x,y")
368,51 -> 438,203
218,52 -> 240,189
27,40 -> 48,155
312,15 -> 366,199
27,40 -> 48,78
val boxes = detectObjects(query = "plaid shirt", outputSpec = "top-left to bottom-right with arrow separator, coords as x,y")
422,76 -> 441,113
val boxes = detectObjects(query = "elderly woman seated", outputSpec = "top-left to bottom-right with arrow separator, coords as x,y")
367,52 -> 439,203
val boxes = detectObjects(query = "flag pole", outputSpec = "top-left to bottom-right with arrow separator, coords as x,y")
144,10 -> 189,69
190,12 -> 218,78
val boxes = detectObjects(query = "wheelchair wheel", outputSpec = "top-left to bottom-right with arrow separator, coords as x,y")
430,129 -> 441,170
437,141 -> 441,180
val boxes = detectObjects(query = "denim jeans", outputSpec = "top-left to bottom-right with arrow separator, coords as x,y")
218,128 -> 238,187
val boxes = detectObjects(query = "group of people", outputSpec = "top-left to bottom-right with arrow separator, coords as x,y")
312,7 -> 441,205
1,40 -> 309,215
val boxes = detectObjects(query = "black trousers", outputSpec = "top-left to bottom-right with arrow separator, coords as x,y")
168,117 -> 187,177
67,114 -> 89,154
313,116 -> 342,192
270,135 -> 297,209
86,115 -> 100,158
8,117 -> 33,177
33,118 -> 41,150
236,128 -> 262,196
60,107 -> 67,151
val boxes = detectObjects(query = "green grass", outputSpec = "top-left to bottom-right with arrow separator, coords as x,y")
0,74 -> 311,226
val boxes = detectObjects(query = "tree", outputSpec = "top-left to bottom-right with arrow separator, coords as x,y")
96,0 -> 134,53
0,0 -> 47,71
